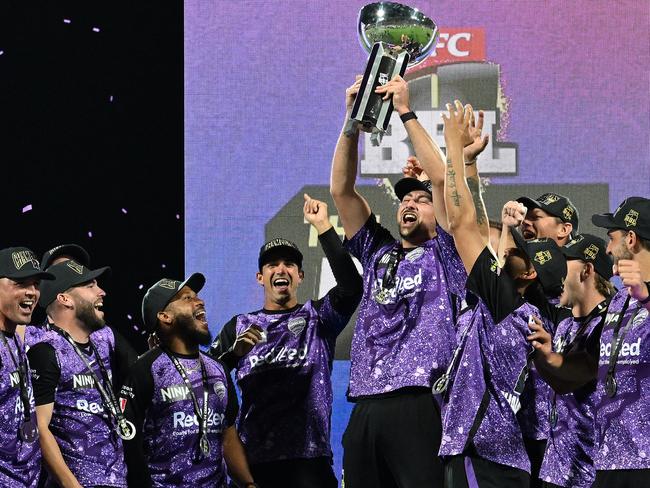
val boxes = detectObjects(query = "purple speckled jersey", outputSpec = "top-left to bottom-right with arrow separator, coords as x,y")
540,309 -> 605,488
0,332 -> 40,487
120,348 -> 236,488
225,299 -> 347,464
29,327 -> 126,487
344,215 -> 466,398
595,289 -> 650,471
440,247 -> 546,473
23,324 -> 48,348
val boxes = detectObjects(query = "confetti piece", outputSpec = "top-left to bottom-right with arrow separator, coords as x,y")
0,51 -> 4,56
138,284 -> 144,290
133,325 -> 140,331
88,231 -> 93,238
127,314 -> 133,320
22,204 -> 32,213
121,208 -> 127,214
109,95 -> 114,102
176,214 -> 180,220
63,19 -> 71,24
161,264 -> 166,269
92,27 -> 100,33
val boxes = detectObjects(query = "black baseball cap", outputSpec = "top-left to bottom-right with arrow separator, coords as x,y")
394,178 -> 433,201
517,193 -> 579,233
41,244 -> 91,270
39,260 -> 111,307
561,234 -> 613,280
141,273 -> 206,331
0,247 -> 54,282
512,230 -> 567,297
258,238 -> 303,270
591,196 -> 650,240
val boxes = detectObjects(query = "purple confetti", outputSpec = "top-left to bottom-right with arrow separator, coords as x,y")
63,19 -> 71,24
127,314 -> 133,320
133,325 -> 140,331
138,284 -> 144,290
176,213 -> 180,220
92,27 -> 100,33
0,51 -> 4,56
109,95 -> 114,102
121,208 -> 127,214
161,264 -> 166,269
88,231 -> 93,238
22,204 -> 32,213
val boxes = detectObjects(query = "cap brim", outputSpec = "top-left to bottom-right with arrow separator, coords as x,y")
516,197 -> 542,212
394,178 -> 432,201
5,270 -> 55,281
70,266 -> 111,287
591,213 -> 617,230
560,247 -> 581,260
259,247 -> 303,269
179,272 -> 205,295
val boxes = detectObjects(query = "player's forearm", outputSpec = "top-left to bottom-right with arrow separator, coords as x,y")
497,225 -> 514,266
465,162 -> 489,241
39,426 -> 82,488
534,351 -> 597,393
330,115 -> 360,199
319,227 -> 362,298
444,144 -> 476,233
223,426 -> 256,487
403,118 -> 446,187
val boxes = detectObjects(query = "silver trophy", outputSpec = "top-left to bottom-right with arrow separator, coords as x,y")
346,2 -> 438,145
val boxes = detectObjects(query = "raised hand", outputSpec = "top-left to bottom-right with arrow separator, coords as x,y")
527,315 -> 552,357
345,75 -> 363,112
614,259 -> 650,303
303,193 -> 332,234
501,200 -> 527,228
232,324 -> 264,358
402,156 -> 429,182
442,100 -> 473,150
374,75 -> 410,115
464,108 -> 490,162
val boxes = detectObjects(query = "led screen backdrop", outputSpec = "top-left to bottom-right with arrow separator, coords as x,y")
185,1 -> 649,482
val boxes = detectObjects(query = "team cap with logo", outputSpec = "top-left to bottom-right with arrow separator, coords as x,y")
0,247 -> 55,282
41,243 -> 91,270
39,260 -> 111,307
512,230 -> 567,297
394,178 -> 433,201
258,238 -> 303,270
517,193 -> 579,233
591,196 -> 650,240
141,273 -> 206,331
561,234 -> 613,280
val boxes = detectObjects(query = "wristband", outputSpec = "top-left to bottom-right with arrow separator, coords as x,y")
639,282 -> 650,304
400,111 -> 417,123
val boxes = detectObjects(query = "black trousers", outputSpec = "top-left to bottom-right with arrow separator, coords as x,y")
592,469 -> 650,488
445,453 -> 530,488
342,389 -> 444,488
250,456 -> 337,488
523,437 -> 547,488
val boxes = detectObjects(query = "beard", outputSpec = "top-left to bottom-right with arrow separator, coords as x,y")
611,241 -> 633,265
75,299 -> 106,331
175,312 -> 212,346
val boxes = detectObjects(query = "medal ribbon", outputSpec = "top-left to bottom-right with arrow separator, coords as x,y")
605,296 -> 641,395
166,351 -> 210,455
57,328 -> 133,438
0,332 -> 32,425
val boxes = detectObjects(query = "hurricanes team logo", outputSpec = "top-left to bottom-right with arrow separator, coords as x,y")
583,244 -> 599,261
378,72 -> 389,85
624,209 -> 639,227
405,247 -> 424,262
11,251 -> 39,271
562,206 -> 574,221
534,250 -> 552,265
213,381 -> 226,400
287,317 -> 307,336
66,261 -> 84,274
158,279 -> 179,290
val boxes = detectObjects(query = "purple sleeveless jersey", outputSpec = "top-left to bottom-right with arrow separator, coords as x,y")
595,289 -> 650,471
35,327 -> 127,487
121,348 -> 234,488
540,312 -> 603,487
0,332 -> 40,487
344,216 -> 466,398
229,298 -> 347,464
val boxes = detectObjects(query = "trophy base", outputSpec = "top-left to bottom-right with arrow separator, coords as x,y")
343,119 -> 384,146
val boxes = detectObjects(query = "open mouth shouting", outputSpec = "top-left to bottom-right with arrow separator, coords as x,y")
18,299 -> 35,316
194,308 -> 208,325
93,300 -> 104,314
272,276 -> 290,294
401,210 -> 418,227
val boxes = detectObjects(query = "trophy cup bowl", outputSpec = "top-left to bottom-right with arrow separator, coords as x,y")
347,2 -> 438,145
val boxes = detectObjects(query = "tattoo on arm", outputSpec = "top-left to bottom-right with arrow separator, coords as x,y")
467,176 -> 486,225
446,163 -> 462,207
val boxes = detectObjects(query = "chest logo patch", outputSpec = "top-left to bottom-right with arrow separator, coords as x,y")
287,317 -> 307,336
213,381 -> 226,400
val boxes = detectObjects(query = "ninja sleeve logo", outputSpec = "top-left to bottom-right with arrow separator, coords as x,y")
72,374 -> 95,389
160,384 -> 192,403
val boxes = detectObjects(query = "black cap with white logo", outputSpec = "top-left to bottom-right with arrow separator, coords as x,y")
517,193 -> 579,233
0,247 -> 54,282
592,196 -> 650,240
394,178 -> 433,202
141,273 -> 206,331
258,238 -> 303,271
39,260 -> 111,307
41,243 -> 91,270
561,234 -> 613,280
512,230 -> 567,297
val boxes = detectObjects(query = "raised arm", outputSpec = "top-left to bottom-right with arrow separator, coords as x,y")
375,76 -> 449,230
442,101 -> 490,274
330,76 -> 372,239
498,201 -> 527,265
463,109 -> 490,242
